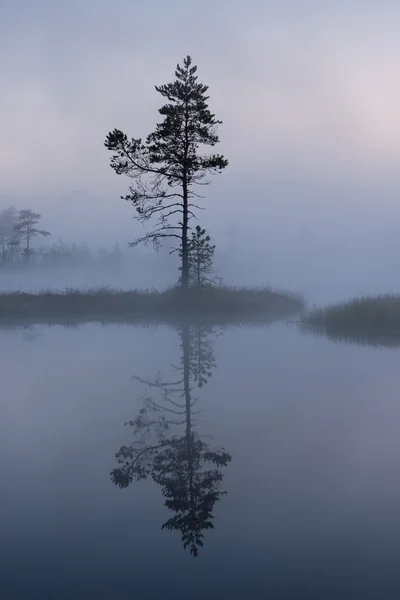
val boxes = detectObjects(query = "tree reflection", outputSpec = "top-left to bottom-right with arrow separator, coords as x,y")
111,323 -> 231,556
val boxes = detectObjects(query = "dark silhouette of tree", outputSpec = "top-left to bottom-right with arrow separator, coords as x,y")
14,210 -> 50,264
37,239 -> 72,265
0,206 -> 18,266
104,55 -> 228,289
110,324 -> 231,556
178,225 -> 220,288
0,234 -> 126,270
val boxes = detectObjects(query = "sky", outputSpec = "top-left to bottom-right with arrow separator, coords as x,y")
1,0 -> 400,295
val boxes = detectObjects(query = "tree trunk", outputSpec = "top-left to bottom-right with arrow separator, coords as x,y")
181,323 -> 195,538
181,182 -> 189,290
182,324 -> 191,439
181,95 -> 190,291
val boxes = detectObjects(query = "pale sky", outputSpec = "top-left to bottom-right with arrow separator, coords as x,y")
2,0 -> 400,192
1,0 -> 400,277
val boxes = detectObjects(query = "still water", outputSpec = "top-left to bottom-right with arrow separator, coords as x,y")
1,321 -> 400,598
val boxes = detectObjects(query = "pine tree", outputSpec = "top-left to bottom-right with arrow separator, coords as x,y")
105,56 -> 228,289
178,225 -> 219,288
13,210 -> 50,264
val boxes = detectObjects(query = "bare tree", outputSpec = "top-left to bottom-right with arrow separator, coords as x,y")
105,55 -> 228,289
14,210 -> 50,264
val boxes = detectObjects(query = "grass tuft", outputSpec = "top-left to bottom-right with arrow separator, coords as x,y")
301,294 -> 400,347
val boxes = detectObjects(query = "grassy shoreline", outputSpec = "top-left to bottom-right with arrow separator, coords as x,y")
301,294 -> 400,346
0,285 -> 305,327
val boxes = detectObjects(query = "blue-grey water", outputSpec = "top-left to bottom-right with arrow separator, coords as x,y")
1,321 -> 400,599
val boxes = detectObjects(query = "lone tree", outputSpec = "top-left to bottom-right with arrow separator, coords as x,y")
105,55 -> 228,289
14,210 -> 50,264
179,225 -> 219,288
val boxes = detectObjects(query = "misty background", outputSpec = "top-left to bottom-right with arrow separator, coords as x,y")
2,0 -> 400,304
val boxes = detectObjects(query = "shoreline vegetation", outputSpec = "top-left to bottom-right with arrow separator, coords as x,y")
0,286 -> 305,327
301,294 -> 400,347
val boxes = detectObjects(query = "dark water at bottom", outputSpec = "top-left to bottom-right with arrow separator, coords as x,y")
1,321 -> 400,599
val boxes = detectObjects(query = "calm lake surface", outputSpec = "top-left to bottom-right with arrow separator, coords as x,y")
1,321 -> 400,599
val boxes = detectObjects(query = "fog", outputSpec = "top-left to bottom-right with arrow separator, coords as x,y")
2,1 -> 400,598
1,177 -> 400,305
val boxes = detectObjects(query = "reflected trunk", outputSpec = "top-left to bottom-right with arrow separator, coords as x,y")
111,323 -> 232,556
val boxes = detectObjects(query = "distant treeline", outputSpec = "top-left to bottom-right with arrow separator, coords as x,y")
0,206 -> 124,270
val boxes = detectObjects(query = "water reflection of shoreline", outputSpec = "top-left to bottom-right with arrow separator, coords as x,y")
111,324 -> 232,556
